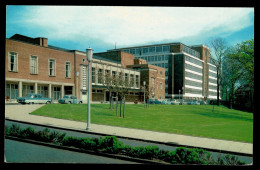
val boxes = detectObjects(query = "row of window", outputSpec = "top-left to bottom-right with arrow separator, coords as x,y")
209,65 -> 217,72
208,91 -> 217,96
208,71 -> 217,78
185,88 -> 202,95
185,55 -> 203,67
185,71 -> 202,80
150,63 -> 168,68
185,64 -> 203,74
185,79 -> 203,88
208,85 -> 217,90
8,52 -> 71,78
92,68 -> 140,88
123,45 -> 170,55
182,45 -> 200,58
136,54 -> 170,62
5,83 -> 62,100
208,77 -> 217,84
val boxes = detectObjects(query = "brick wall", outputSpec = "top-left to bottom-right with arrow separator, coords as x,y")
6,39 -> 76,84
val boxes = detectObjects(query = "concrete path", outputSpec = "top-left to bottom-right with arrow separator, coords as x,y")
5,104 -> 253,155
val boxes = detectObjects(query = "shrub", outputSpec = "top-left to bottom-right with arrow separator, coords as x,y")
98,136 -> 124,153
171,147 -> 212,165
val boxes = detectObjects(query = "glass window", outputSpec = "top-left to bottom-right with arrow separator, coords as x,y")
98,69 -> 103,84
142,48 -> 148,54
92,67 -> 96,83
154,56 -> 158,61
30,56 -> 38,74
158,55 -> 161,61
9,52 -> 18,72
130,49 -> 135,54
135,75 -> 139,88
65,62 -> 71,78
149,46 -> 155,53
49,59 -> 56,76
163,45 -> 170,52
156,46 -> 162,53
136,48 -> 141,55
123,49 -> 129,53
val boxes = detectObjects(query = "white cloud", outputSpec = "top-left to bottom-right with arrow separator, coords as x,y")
13,6 -> 254,47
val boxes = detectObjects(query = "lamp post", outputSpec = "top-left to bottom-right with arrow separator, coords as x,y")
76,71 -> 79,99
143,81 -> 146,108
179,89 -> 181,100
86,48 -> 93,130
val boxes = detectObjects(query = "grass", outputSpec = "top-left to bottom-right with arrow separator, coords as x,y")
30,104 -> 253,143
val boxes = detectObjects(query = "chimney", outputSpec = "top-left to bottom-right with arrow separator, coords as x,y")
34,37 -> 48,47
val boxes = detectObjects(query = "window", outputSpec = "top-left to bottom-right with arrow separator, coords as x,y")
92,67 -> 96,84
163,45 -> 170,52
158,55 -> 161,61
98,69 -> 103,84
135,75 -> 139,88
65,62 -> 71,78
130,74 -> 134,87
130,49 -> 135,54
30,56 -> 38,74
9,52 -> 18,72
156,46 -> 162,53
152,77 -> 155,88
149,46 -> 155,53
142,48 -> 148,54
49,59 -> 56,76
160,83 -> 163,90
22,85 -> 34,97
125,73 -> 128,83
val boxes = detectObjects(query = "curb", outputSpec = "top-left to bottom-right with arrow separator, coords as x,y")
5,118 -> 253,157
5,136 -> 171,165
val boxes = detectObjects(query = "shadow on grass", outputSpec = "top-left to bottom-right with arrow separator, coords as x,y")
192,106 -> 253,122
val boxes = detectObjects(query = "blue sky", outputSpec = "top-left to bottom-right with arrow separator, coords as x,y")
6,6 -> 254,53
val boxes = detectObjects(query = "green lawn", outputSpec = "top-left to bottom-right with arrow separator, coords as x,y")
30,104 -> 253,143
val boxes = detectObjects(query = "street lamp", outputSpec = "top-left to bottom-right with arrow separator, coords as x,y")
76,71 -> 79,99
86,48 -> 93,130
143,81 -> 146,108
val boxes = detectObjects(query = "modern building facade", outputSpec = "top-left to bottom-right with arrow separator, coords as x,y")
108,42 -> 218,101
5,34 -> 165,103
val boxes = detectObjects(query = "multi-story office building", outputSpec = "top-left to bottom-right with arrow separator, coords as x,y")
108,42 -> 218,101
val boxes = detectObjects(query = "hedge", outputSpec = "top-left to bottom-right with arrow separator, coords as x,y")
5,124 -> 246,165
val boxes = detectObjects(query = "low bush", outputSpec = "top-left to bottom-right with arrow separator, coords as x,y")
5,124 -> 246,165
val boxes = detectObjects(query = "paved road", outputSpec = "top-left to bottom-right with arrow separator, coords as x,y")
5,120 -> 253,164
5,139 -> 139,164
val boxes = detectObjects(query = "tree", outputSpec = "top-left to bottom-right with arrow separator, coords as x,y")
221,38 -> 254,111
208,38 -> 228,105
227,39 -> 254,111
222,48 -> 243,109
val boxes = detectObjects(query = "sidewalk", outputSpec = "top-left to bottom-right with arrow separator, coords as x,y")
5,104 -> 253,155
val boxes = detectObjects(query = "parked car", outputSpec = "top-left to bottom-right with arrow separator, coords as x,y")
17,94 -> 52,104
171,99 -> 180,105
161,99 -> 171,105
148,99 -> 161,104
187,100 -> 200,105
58,95 -> 83,104
187,100 -> 194,105
199,101 -> 206,105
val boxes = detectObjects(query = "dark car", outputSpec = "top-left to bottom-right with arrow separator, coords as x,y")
148,99 -> 162,104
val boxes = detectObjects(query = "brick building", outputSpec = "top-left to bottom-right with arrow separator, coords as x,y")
127,59 -> 165,100
5,34 -> 87,102
5,34 -> 165,103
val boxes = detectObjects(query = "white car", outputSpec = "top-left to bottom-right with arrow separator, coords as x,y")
171,99 -> 180,105
58,95 -> 83,104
